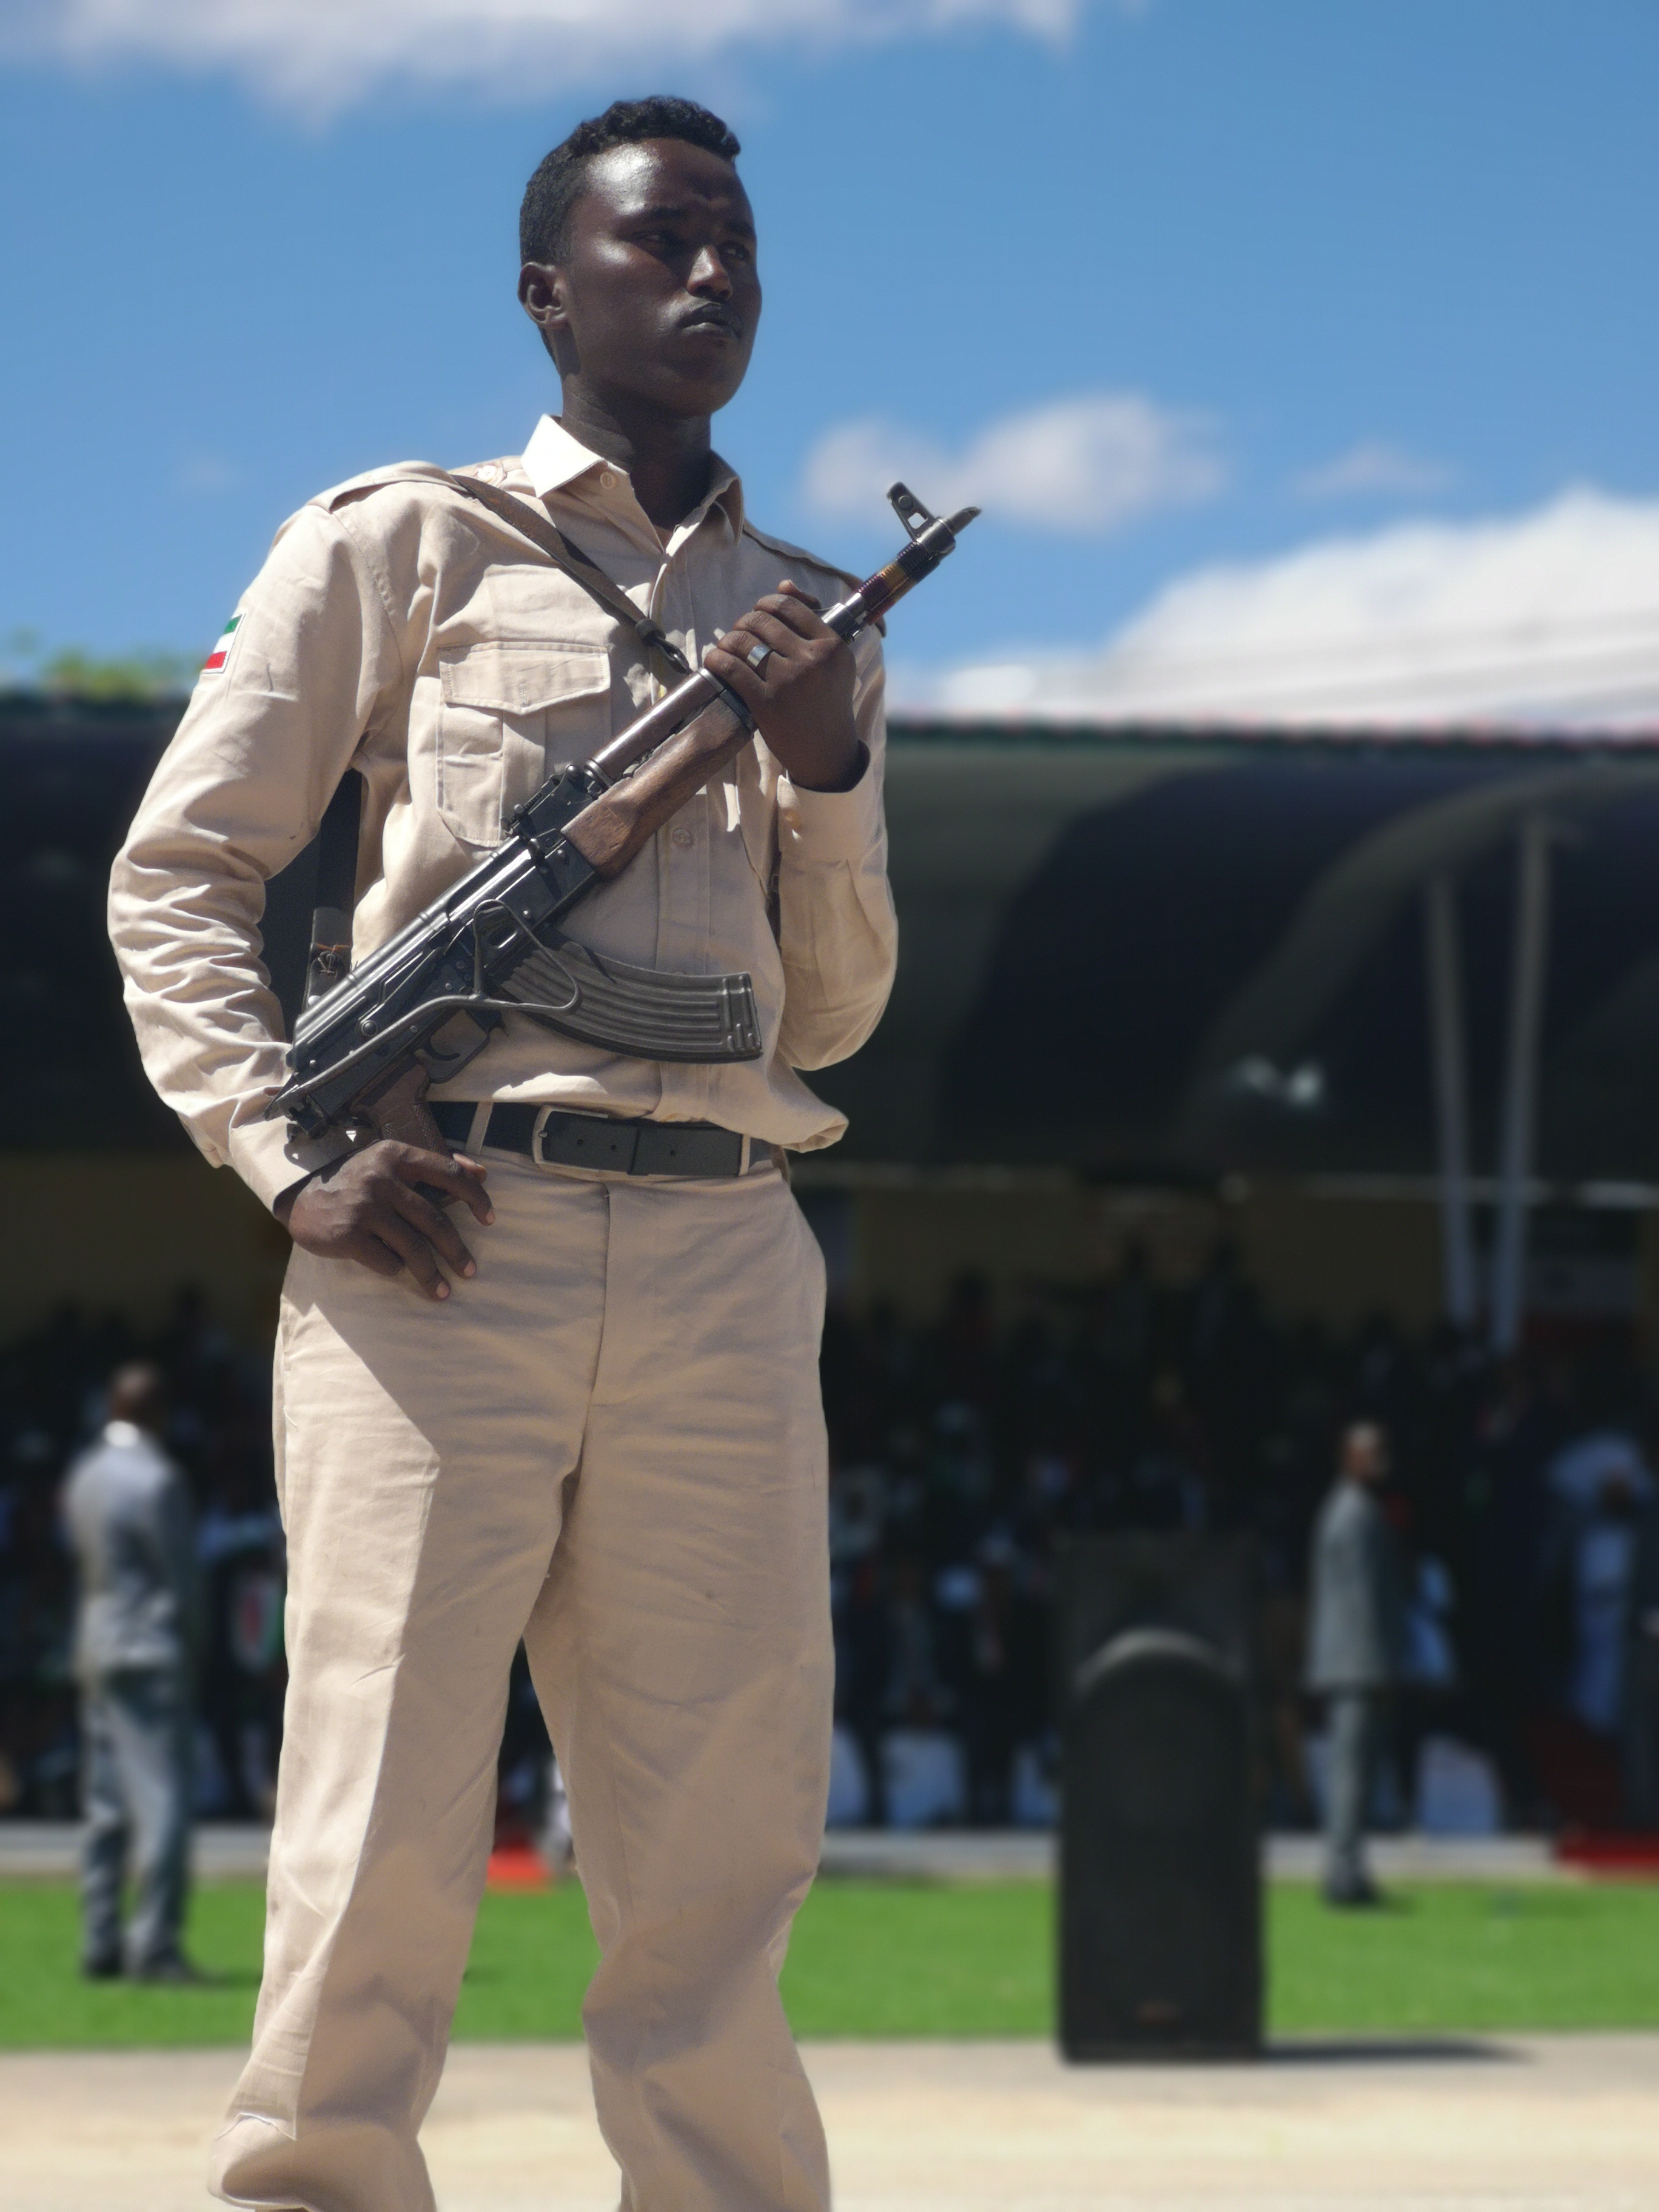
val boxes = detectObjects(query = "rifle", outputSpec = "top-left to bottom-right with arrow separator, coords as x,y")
266,482 -> 977,1153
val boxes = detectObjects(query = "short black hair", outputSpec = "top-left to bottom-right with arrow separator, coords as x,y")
520,96 -> 742,266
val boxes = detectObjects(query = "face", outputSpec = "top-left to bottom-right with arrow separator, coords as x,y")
1342,1426 -> 1389,1485
520,138 -> 760,418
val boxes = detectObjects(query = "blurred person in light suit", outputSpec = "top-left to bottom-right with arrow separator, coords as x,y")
1305,1421 -> 1410,1906
61,1361 -> 199,1979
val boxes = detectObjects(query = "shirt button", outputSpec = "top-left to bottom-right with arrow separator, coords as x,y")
670,825 -> 694,849
600,471 -> 617,489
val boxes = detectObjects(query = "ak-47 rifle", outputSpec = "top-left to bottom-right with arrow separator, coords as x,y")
266,482 -> 977,1155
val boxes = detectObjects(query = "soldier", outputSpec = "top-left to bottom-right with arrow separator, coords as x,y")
61,1361 -> 198,1980
110,95 -> 895,2212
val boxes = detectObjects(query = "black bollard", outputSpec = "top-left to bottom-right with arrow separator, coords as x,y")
1057,1544 -> 1262,2059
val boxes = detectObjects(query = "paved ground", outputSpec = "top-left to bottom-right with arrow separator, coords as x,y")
2,2034 -> 1655,2211
0,1822 -> 1566,1883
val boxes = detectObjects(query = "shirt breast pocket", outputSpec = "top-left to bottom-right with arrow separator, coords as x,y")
435,643 -> 611,848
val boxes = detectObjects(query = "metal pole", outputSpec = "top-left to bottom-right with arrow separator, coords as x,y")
1423,872 -> 1476,1329
1490,817 -> 1553,1352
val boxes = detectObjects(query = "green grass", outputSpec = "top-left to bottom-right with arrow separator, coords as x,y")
0,1882 -> 267,2049
787,1880 -> 1052,2036
1269,1881 -> 1659,2034
2,1875 -> 1658,2049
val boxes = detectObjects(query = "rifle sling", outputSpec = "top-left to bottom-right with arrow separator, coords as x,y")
440,471 -> 693,694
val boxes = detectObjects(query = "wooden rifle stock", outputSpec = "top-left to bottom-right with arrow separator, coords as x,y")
561,694 -> 752,878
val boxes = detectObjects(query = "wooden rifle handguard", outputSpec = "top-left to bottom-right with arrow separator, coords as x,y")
561,695 -> 751,879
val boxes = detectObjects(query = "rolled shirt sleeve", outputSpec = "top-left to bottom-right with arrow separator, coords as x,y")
108,506 -> 406,1211
774,632 -> 899,1071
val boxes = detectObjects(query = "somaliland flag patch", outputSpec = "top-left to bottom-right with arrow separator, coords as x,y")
203,614 -> 240,674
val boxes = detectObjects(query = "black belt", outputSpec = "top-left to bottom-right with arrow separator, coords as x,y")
429,1101 -> 752,1179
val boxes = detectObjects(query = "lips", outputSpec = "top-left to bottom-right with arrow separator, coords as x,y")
679,306 -> 743,340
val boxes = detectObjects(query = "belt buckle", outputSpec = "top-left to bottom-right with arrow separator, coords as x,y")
533,1106 -> 641,1175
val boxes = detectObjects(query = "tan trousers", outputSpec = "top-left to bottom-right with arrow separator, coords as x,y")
211,1151 -> 833,2212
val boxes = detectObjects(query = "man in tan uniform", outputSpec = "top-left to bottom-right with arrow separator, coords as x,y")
110,96 -> 896,2212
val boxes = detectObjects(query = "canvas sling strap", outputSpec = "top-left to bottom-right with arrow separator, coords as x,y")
440,469 -> 697,694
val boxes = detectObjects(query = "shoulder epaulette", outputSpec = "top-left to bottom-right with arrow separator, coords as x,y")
313,458 -> 529,515
448,458 -> 529,491
741,520 -> 860,595
313,461 -> 451,514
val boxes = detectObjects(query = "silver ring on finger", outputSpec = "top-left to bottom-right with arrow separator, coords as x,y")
743,638 -> 773,675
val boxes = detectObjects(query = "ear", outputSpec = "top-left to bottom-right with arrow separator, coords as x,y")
518,261 -> 575,372
517,260 -> 563,330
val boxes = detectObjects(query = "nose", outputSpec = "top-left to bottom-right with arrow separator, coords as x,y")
687,246 -> 733,298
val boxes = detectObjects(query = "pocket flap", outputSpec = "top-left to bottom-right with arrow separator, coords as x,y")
440,643 -> 609,714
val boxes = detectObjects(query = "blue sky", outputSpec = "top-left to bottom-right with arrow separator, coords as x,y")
2,1 -> 1657,719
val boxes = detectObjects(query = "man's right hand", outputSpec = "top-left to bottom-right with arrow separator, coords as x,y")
275,1142 -> 494,1302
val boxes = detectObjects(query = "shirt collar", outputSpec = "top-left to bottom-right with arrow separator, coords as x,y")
103,1420 -> 144,1449
520,414 -> 744,545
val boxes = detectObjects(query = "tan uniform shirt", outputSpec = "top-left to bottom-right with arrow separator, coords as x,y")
109,417 -> 898,1212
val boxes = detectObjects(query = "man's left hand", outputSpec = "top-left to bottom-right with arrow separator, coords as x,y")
703,581 -> 863,793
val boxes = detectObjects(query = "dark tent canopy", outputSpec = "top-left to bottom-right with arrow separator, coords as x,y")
8,695 -> 1659,1185
822,722 -> 1659,1184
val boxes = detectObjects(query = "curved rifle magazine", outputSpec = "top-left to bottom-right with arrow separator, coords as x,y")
501,935 -> 763,1064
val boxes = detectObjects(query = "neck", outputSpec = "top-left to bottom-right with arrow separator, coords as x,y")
557,385 -> 714,532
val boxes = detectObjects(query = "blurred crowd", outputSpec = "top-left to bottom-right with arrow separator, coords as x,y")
820,1245 -> 1659,1834
4,1242 -> 1659,1833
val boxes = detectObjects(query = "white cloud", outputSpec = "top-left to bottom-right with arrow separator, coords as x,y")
803,392 -> 1225,536
3,0 -> 1093,112
900,489 -> 1659,731
1295,440 -> 1452,501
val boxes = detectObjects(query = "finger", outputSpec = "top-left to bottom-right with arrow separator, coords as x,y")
390,1182 -> 478,1279
714,607 -> 824,675
752,593 -> 833,643
371,1210 -> 452,1301
774,580 -> 823,611
341,1232 -> 406,1280
449,1155 -> 495,1225
394,1146 -> 495,1226
703,637 -> 768,713
728,607 -> 816,660
711,612 -> 779,661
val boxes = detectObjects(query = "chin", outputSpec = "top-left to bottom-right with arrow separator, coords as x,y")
660,372 -> 746,417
